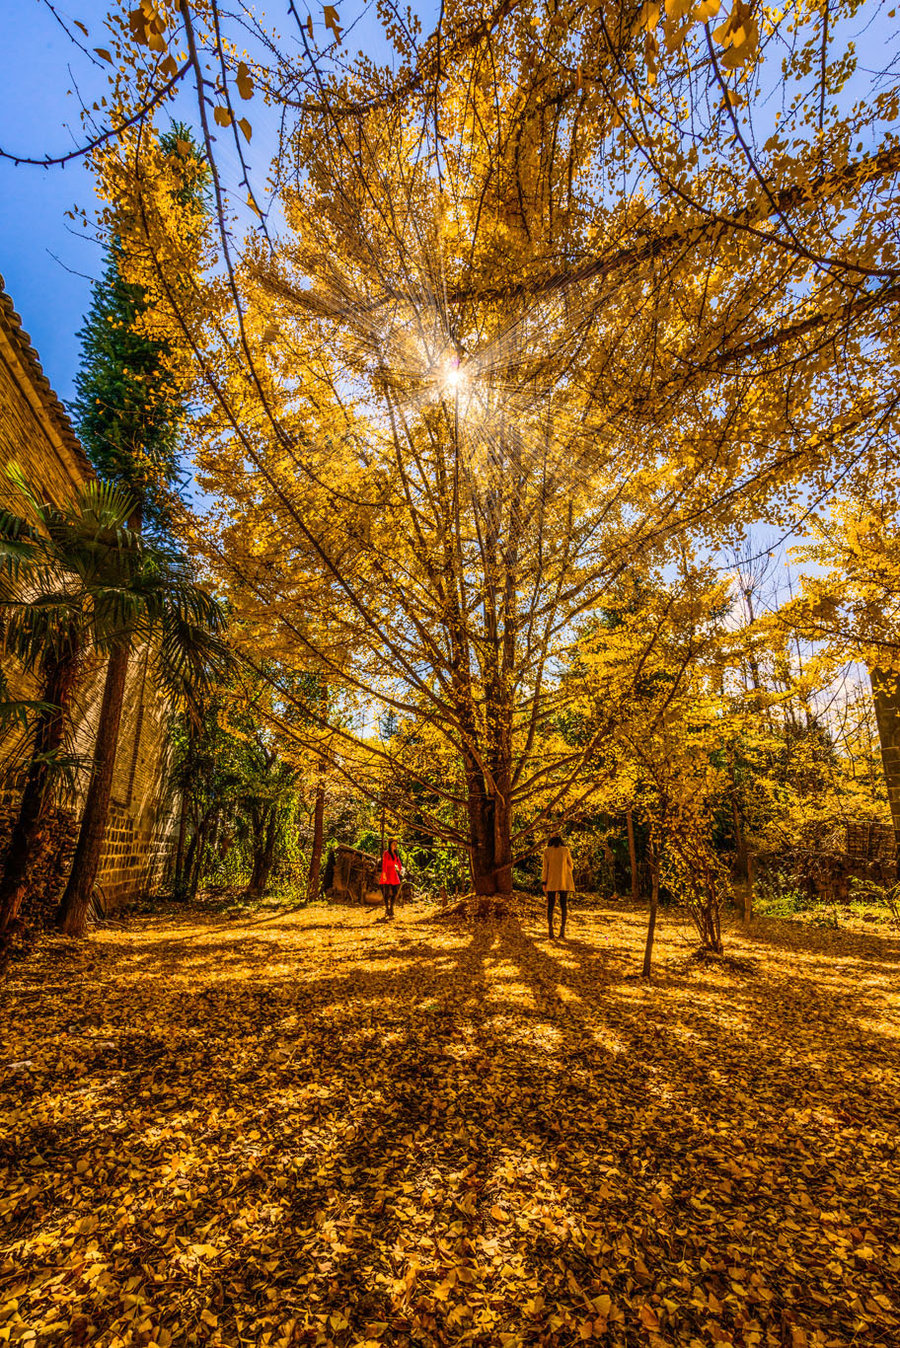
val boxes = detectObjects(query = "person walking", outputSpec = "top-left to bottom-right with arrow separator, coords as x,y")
379,838 -> 403,919
542,833 -> 574,940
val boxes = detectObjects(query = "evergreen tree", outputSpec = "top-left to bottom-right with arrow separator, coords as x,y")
70,126 -> 207,537
59,126 -> 212,927
70,251 -> 182,537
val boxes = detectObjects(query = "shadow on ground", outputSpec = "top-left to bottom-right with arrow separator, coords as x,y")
2,899 -> 898,1347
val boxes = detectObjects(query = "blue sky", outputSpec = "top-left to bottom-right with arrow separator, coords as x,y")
3,1 -> 893,409
0,0 -> 403,402
0,4 -> 103,399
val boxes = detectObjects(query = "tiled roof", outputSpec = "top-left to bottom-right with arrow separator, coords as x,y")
0,270 -> 93,478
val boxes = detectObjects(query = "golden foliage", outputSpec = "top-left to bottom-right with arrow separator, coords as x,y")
2,902 -> 899,1344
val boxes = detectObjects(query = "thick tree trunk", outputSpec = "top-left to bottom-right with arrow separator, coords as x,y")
627,808 -> 639,902
307,773 -> 325,904
871,668 -> 900,856
56,644 -> 130,937
0,647 -> 80,936
467,783 -> 513,894
642,843 -> 660,979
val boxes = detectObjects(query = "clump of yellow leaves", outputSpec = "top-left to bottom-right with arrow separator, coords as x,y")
127,1 -> 169,54
638,0 -> 763,84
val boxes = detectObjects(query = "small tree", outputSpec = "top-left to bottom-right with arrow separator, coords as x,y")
565,569 -> 736,970
55,558 -> 228,935
660,785 -> 728,956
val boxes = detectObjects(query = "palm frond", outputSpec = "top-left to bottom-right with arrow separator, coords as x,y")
3,461 -> 47,523
74,479 -> 138,532
0,664 -> 58,737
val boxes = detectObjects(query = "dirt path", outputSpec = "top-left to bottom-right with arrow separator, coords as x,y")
2,900 -> 899,1346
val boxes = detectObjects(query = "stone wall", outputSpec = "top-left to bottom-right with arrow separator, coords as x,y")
96,802 -> 177,910
0,271 -> 178,911
0,280 -> 88,503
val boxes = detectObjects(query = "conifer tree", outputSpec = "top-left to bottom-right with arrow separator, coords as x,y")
70,246 -> 182,538
56,126 -> 210,929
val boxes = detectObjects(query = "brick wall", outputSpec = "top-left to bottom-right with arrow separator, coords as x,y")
0,272 -> 178,910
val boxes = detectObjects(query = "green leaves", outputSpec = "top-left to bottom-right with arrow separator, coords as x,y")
0,466 -> 224,712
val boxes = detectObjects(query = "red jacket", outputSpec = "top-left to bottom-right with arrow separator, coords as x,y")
381,850 -> 402,884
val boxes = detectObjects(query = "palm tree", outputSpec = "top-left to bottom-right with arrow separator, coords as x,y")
0,472 -> 144,942
55,549 -> 229,937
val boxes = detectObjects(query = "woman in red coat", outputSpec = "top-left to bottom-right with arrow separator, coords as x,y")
379,838 -> 403,919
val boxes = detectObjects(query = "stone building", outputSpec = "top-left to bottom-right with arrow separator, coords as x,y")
0,271 -> 178,912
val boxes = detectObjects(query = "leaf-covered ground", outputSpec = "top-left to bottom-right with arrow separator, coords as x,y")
2,899 -> 899,1348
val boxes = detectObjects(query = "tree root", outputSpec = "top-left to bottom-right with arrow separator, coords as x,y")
434,892 -> 535,922
690,947 -> 757,974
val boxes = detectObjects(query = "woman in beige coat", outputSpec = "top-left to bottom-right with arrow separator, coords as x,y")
542,834 -> 575,939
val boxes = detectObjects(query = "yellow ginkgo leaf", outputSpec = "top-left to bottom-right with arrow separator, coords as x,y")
236,60 -> 254,100
323,4 -> 342,40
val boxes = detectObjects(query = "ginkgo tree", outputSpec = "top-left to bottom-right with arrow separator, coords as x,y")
163,0 -> 896,892
10,0 -> 899,892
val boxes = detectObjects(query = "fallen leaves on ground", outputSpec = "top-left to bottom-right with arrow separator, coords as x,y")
2,899 -> 899,1346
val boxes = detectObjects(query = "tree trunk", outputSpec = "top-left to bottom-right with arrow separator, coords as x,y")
188,820 -> 208,900
627,808 -> 639,902
642,843 -> 660,979
174,788 -> 189,889
181,803 -> 217,901
55,643 -> 130,937
744,852 -> 755,923
0,646 -> 80,936
247,805 -> 278,897
307,772 -> 325,904
871,668 -> 900,856
467,783 -> 512,894
183,823 -> 200,897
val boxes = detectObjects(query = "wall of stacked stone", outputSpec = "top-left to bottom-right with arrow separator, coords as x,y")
0,332 -> 86,506
94,802 -> 178,910
0,273 -> 179,916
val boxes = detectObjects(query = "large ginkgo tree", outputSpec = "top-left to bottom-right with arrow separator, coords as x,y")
80,0 -> 900,892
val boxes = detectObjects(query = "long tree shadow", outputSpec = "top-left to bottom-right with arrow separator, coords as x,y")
4,905 -> 900,1347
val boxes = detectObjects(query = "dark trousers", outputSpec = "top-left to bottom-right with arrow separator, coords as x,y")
547,890 -> 568,934
381,883 -> 399,916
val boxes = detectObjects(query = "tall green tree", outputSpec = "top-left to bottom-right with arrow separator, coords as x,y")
61,126 -> 211,923
70,125 -> 208,537
70,250 -> 182,539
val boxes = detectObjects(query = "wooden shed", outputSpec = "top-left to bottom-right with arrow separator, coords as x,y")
325,844 -> 380,904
